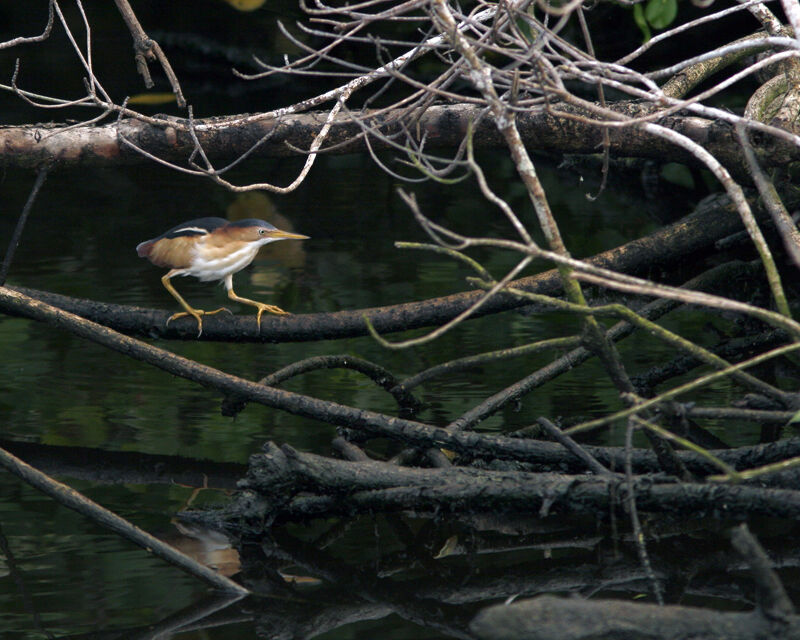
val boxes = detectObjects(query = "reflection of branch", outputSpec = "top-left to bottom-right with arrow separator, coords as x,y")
0,442 -> 246,594
0,439 -> 244,489
471,592 -> 800,640
214,524 -> 800,639
0,521 -> 52,639
730,523 -> 794,621
0,168 -> 48,285
126,592 -> 246,640
264,527 -> 476,639
61,592 -> 250,640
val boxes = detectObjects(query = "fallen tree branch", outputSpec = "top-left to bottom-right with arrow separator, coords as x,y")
0,167 -> 48,285
3,285 -> 800,484
0,102 -> 784,173
5,193 -> 750,342
221,443 -> 800,525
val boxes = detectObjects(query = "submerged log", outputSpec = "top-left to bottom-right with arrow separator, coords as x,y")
470,595 -> 800,640
472,529 -> 796,639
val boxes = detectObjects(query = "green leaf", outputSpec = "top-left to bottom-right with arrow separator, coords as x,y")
644,0 -> 677,30
633,4 -> 651,42
788,408 -> 800,424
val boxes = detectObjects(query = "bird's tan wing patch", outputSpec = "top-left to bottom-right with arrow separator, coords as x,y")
145,235 -> 197,269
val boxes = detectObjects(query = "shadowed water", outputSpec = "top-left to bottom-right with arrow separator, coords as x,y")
0,153 -> 706,638
0,4 -> 784,639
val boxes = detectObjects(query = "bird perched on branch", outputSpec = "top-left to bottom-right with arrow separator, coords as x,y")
136,217 -> 308,336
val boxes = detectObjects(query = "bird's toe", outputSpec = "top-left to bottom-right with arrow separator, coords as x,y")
166,310 -> 204,337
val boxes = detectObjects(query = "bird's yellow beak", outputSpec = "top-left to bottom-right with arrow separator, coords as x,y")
268,230 -> 309,240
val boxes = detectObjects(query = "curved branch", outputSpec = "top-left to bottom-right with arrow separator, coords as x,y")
4,191 -> 753,342
0,0 -> 54,50
221,354 -> 423,417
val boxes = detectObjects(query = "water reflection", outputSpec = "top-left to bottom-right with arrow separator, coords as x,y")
0,146 -> 759,637
24,508 -> 792,639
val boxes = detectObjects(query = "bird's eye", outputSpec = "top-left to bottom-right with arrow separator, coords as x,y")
258,229 -> 266,235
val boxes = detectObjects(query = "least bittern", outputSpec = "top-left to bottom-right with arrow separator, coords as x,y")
136,217 -> 308,336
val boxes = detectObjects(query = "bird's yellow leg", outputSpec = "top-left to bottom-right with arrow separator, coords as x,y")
227,285 -> 289,331
161,272 -> 230,337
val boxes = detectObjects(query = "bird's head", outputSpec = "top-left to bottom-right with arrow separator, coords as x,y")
226,219 -> 309,245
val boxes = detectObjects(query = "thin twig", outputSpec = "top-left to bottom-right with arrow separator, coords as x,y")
0,168 -> 49,286
0,0 -> 54,50
537,417 -> 614,477
113,0 -> 186,107
397,335 -> 581,392
624,420 -> 664,605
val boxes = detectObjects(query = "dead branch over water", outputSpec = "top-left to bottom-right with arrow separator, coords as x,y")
2,193 -> 757,341
0,102 -> 773,172
6,0 -> 800,635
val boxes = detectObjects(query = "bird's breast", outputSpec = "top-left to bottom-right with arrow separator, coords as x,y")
187,240 -> 261,282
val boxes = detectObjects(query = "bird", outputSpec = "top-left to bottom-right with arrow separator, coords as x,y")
136,217 -> 308,336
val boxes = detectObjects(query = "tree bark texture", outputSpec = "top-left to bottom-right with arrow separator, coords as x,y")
218,443 -> 800,527
0,103 -> 761,172
4,193 -> 747,342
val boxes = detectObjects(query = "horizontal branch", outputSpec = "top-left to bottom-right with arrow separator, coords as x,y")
5,193 -> 749,342
227,443 -> 800,524
0,102 -> 765,171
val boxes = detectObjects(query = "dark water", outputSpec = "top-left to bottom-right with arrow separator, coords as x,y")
0,155 -> 764,638
0,3 -> 784,639
0,155 -> 684,638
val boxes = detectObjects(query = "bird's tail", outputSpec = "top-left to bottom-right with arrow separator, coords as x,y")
136,240 -> 154,258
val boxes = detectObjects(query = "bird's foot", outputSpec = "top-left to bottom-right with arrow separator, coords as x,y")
255,303 -> 290,332
166,307 -> 232,337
